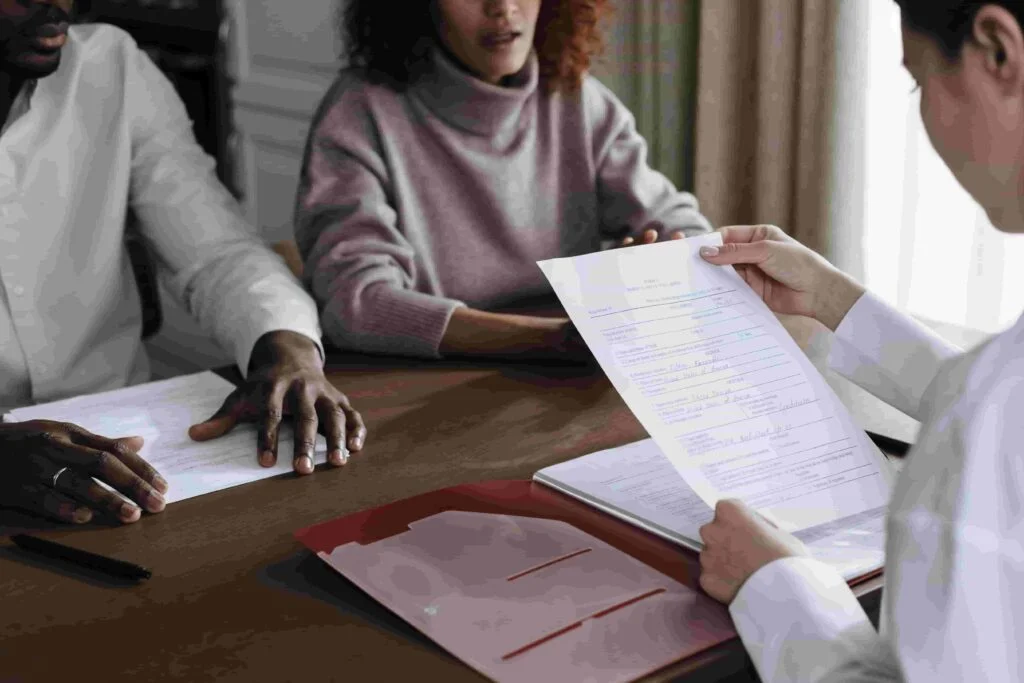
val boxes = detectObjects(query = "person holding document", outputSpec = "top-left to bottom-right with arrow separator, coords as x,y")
293,0 -> 712,363
696,1 -> 1024,679
0,1 -> 366,526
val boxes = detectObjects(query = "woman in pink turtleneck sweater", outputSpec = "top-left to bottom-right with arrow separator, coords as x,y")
295,0 -> 712,360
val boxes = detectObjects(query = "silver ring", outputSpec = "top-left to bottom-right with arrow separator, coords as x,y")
51,466 -> 70,489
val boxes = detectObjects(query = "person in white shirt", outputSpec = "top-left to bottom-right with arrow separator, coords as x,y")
0,1 -> 366,526
694,1 -> 1024,680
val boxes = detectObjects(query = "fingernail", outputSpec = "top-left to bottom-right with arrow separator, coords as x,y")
154,476 -> 169,494
350,436 -> 363,450
260,450 -> 274,467
150,489 -> 165,507
298,455 -> 314,474
73,507 -> 92,524
330,448 -> 348,466
700,246 -> 719,257
121,503 -> 140,521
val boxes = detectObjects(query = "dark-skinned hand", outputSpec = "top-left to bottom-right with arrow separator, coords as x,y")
616,222 -> 688,248
188,330 -> 367,475
0,421 -> 167,524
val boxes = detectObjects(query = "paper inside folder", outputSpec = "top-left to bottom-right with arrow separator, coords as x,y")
316,510 -> 734,683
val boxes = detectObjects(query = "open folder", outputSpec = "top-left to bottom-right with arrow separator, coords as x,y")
296,480 -> 737,683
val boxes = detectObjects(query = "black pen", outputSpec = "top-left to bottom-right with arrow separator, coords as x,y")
10,534 -> 152,581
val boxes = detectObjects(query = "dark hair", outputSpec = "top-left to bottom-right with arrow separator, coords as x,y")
894,1 -> 1024,57
339,0 -> 612,92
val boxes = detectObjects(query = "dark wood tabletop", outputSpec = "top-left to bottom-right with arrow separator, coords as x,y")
0,315 -> 903,683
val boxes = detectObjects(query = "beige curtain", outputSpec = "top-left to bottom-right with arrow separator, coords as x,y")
694,0 -> 867,270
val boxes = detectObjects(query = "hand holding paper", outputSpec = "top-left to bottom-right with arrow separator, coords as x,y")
698,225 -> 866,332
538,233 -> 893,531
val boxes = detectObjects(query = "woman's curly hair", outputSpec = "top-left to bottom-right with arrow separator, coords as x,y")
339,0 -> 612,92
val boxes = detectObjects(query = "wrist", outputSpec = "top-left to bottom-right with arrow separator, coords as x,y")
249,330 -> 322,373
814,271 -> 865,332
440,309 -> 563,357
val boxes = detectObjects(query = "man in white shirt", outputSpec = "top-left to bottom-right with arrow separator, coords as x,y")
0,0 -> 366,525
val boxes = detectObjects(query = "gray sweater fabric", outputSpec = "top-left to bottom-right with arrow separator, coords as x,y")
295,46 -> 712,358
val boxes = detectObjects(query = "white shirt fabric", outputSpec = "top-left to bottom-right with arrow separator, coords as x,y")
729,289 -> 1024,681
0,24 -> 323,411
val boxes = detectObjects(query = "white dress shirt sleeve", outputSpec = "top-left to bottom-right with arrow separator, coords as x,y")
827,291 -> 960,421
730,557 -> 902,682
123,41 -> 324,376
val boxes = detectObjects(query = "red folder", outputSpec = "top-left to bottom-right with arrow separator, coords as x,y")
295,480 -> 737,683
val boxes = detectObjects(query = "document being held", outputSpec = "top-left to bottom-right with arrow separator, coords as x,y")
538,234 -> 893,531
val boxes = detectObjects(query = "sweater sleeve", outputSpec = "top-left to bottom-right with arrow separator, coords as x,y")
294,76 -> 464,359
584,77 -> 713,240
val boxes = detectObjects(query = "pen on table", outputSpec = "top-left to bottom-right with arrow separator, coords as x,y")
9,534 -> 152,581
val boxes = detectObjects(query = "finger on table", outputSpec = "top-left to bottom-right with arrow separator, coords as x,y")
57,436 -> 165,511
315,395 -> 348,467
341,397 -> 366,453
187,392 -> 242,443
56,469 -> 142,523
11,484 -> 93,524
68,427 -> 167,495
54,441 -> 164,514
257,383 -> 288,468
291,386 -> 319,475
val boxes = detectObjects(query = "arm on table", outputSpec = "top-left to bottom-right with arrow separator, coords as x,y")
294,81 -> 466,359
123,44 -> 365,470
294,81 -> 587,363
123,42 -> 323,375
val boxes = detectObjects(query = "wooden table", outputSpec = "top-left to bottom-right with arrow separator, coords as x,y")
0,317 -> 908,683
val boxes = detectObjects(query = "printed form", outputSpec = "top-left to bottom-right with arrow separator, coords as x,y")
538,234 -> 893,531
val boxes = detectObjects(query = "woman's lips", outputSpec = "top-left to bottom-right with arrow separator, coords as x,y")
480,31 -> 521,50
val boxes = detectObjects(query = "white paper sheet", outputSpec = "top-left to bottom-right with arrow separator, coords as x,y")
534,438 -> 886,581
538,234 -> 893,530
2,371 -> 326,503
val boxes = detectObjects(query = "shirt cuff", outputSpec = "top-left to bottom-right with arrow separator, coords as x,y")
730,557 -> 878,683
826,290 -> 960,420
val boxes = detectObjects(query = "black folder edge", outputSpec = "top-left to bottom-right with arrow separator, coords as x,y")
865,430 -> 911,457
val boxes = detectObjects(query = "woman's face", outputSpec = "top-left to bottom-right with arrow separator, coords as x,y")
901,6 -> 1024,233
434,0 -> 542,85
